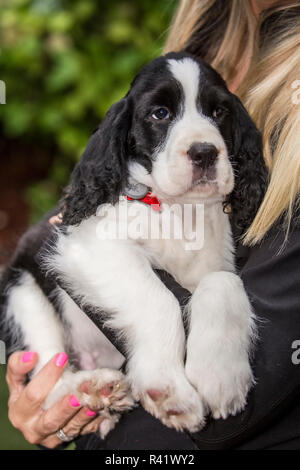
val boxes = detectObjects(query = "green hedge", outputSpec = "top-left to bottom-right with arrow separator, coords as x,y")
0,0 -> 175,220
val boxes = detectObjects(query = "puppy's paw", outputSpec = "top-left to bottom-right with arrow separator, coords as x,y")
98,413 -> 121,439
43,368 -> 135,414
131,371 -> 205,432
186,359 -> 254,420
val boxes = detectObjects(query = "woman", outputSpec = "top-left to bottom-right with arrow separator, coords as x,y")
6,0 -> 300,449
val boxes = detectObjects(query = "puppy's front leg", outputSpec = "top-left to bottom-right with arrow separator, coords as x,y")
52,235 -> 204,432
124,269 -> 204,432
186,271 -> 255,419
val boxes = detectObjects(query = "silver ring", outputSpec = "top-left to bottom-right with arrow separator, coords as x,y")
56,428 -> 76,442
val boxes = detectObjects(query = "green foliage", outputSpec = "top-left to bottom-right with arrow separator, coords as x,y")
0,366 -> 36,449
0,0 -> 175,220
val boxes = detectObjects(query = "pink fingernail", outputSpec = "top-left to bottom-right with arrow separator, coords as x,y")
55,353 -> 68,368
86,409 -> 97,417
70,395 -> 80,407
22,351 -> 36,363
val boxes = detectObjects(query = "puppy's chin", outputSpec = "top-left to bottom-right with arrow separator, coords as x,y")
188,164 -> 235,200
187,181 -> 219,200
151,173 -> 222,201
155,181 -> 220,202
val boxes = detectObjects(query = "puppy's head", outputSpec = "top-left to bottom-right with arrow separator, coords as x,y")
62,52 -> 267,231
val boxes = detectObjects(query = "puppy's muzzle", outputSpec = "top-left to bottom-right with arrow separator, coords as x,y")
188,142 -> 218,184
187,142 -> 218,169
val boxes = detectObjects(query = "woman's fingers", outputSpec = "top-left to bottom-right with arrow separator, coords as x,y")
6,351 -> 38,404
37,394 -> 80,435
8,352 -> 69,437
19,353 -> 69,412
41,413 -> 103,449
6,351 -> 109,448
39,406 -> 101,449
58,407 -> 99,437
81,414 -> 105,435
39,434 -> 64,449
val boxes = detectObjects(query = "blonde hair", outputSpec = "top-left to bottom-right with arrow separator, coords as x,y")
165,1 -> 300,244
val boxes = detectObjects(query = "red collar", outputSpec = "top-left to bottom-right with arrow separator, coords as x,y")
126,192 -> 161,212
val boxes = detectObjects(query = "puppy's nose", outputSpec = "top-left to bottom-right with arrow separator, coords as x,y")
187,142 -> 218,168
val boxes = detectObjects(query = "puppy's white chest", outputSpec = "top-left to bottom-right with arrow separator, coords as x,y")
136,201 -> 234,292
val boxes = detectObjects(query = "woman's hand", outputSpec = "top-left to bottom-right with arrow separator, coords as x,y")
6,351 -> 104,448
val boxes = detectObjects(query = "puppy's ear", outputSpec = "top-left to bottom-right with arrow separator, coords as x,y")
61,97 -> 132,226
226,95 -> 268,234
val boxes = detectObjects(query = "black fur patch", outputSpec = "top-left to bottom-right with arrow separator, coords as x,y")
0,209 -> 62,356
0,268 -> 26,357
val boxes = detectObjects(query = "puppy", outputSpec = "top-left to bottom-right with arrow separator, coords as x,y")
0,52 -> 267,436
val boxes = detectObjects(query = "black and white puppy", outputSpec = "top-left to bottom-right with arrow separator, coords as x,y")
0,52 -> 267,436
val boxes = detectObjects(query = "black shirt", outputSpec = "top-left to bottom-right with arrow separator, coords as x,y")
75,219 -> 300,450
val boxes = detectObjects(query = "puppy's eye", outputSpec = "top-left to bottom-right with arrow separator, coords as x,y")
151,107 -> 170,120
212,107 -> 227,119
